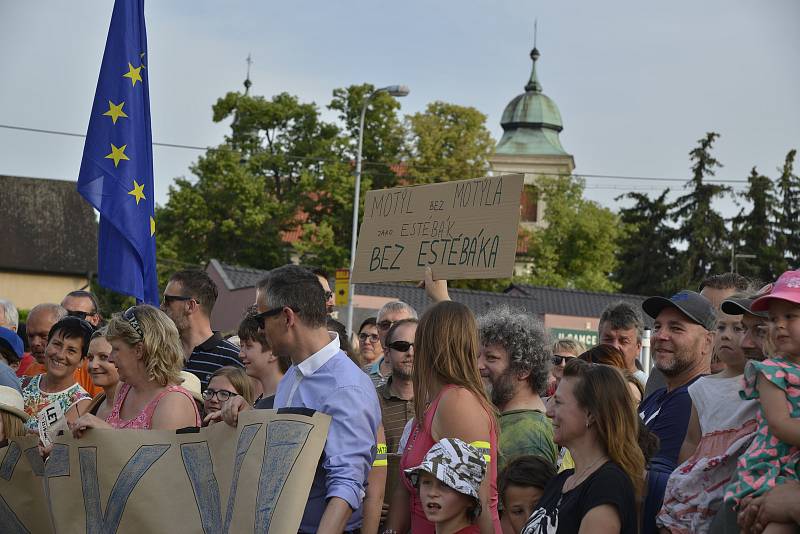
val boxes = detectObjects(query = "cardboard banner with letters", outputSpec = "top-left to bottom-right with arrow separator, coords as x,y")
0,409 -> 330,534
352,174 -> 524,283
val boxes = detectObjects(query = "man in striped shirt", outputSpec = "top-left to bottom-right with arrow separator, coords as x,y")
161,269 -> 243,389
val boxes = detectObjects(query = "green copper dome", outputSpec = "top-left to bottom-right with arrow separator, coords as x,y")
496,47 -> 569,156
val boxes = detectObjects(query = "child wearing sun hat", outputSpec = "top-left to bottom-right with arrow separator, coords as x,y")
403,438 -> 487,534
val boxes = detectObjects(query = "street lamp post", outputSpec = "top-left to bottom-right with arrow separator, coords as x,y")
346,85 -> 409,337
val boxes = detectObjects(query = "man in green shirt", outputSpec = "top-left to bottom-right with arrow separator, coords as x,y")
477,307 -> 558,470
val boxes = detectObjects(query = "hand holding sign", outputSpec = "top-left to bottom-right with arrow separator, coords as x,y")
352,174 -> 523,283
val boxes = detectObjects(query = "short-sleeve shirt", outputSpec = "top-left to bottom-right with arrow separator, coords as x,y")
499,409 -> 558,469
183,333 -> 243,389
522,462 -> 637,534
21,374 -> 90,431
638,375 -> 703,469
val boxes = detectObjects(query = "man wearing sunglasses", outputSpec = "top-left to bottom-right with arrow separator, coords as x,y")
61,290 -> 103,327
311,267 -> 336,316
210,264 -> 381,534
161,270 -> 243,389
365,301 -> 418,387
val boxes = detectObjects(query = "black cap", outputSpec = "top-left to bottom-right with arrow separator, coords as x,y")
720,297 -> 768,318
642,290 -> 716,331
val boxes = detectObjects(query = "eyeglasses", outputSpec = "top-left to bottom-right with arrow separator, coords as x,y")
551,354 -> 576,366
67,310 -> 97,321
162,294 -> 194,306
377,320 -> 394,331
359,332 -> 380,343
387,340 -> 414,353
123,307 -> 144,338
201,388 -> 238,402
253,306 -> 298,329
324,291 -> 334,301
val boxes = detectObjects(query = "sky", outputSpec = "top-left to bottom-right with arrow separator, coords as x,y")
1,0 -> 798,217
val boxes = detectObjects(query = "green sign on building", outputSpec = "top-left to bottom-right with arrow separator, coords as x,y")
550,328 -> 598,348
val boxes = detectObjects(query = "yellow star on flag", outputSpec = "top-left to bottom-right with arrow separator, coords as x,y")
105,143 -> 130,167
150,216 -> 156,236
123,62 -> 143,87
102,100 -> 128,124
128,180 -> 146,205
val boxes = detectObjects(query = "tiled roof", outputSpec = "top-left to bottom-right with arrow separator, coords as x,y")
0,175 -> 97,275
504,283 -> 648,318
209,259 -> 648,319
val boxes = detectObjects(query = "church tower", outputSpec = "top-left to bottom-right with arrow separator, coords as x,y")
490,43 -> 574,232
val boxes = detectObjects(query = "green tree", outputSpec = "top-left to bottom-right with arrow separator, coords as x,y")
328,84 -> 405,189
613,191 -> 678,295
733,167 -> 783,282
671,132 -> 731,288
519,175 -> 622,291
775,149 -> 799,266
404,102 -> 495,184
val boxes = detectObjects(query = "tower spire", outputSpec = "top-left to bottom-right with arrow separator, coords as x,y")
243,53 -> 253,95
525,20 -> 542,93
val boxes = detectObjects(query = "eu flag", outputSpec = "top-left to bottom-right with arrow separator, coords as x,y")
77,0 -> 158,305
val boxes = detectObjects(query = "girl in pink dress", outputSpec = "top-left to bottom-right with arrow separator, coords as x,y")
70,305 -> 200,435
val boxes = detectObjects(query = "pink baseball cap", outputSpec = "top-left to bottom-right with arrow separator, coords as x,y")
751,271 -> 800,311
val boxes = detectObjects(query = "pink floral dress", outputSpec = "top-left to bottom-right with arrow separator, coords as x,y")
724,357 -> 800,503
105,383 -> 201,429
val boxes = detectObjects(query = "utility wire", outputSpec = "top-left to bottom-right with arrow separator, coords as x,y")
0,122 -> 752,185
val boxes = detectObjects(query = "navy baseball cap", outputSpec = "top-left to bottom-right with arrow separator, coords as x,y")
642,290 -> 716,331
0,327 -> 24,359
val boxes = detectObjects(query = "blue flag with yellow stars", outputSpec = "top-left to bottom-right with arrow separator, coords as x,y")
77,0 -> 158,305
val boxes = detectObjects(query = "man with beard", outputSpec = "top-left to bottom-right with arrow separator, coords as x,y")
639,290 -> 715,467
477,307 -> 557,469
375,318 -> 417,522
161,270 -> 243,389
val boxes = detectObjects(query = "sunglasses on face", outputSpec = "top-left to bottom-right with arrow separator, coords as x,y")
67,310 -> 97,321
387,340 -> 414,353
202,388 -> 237,402
253,306 -> 299,329
377,320 -> 394,331
324,291 -> 334,301
359,333 -> 380,343
162,294 -> 194,306
551,354 -> 576,366
123,307 -> 144,338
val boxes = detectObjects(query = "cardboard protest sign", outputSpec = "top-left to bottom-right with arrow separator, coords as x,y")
352,174 -> 524,283
0,435 -> 52,534
0,410 -> 330,534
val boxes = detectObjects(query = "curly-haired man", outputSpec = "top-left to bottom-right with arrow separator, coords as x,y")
477,306 -> 557,470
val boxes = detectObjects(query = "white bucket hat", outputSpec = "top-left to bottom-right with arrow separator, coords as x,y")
405,438 -> 487,504
0,385 -> 29,421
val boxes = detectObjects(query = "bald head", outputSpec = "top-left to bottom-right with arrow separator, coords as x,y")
27,304 -> 67,364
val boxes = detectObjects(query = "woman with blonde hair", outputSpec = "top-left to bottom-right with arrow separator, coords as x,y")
203,366 -> 254,419
522,359 -> 644,534
384,300 -> 501,534
70,305 -> 200,435
548,338 -> 585,396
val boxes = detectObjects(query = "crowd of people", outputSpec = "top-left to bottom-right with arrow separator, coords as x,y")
1,265 -> 799,533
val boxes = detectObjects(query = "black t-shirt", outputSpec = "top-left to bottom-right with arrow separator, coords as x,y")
522,462 -> 637,534
254,395 -> 275,409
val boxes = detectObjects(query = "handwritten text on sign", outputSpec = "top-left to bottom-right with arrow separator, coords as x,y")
352,174 -> 523,283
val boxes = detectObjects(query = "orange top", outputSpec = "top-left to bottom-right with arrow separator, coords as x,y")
20,359 -> 102,397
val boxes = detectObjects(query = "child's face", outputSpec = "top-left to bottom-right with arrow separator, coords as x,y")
418,471 -> 473,525
715,313 -> 747,372
503,484 -> 544,534
768,300 -> 800,356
